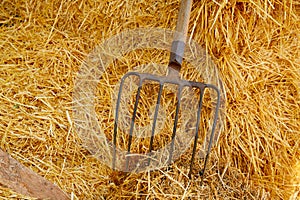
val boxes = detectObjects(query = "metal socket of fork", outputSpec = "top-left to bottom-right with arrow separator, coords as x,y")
169,40 -> 186,70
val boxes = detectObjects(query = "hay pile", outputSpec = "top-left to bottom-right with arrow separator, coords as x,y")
0,0 -> 299,199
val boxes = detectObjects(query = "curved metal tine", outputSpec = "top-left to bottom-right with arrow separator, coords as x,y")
125,77 -> 143,171
112,74 -> 129,170
188,85 -> 205,178
148,83 -> 164,166
168,86 -> 183,166
200,86 -> 221,185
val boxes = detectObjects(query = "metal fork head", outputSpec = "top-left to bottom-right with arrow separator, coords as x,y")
113,70 -> 220,181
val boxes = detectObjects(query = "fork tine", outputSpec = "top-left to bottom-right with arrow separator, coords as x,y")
200,85 -> 221,185
168,86 -> 183,166
188,85 -> 205,178
112,75 -> 128,170
148,83 -> 163,166
125,77 -> 143,171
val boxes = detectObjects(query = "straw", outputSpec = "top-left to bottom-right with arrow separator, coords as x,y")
0,0 -> 299,199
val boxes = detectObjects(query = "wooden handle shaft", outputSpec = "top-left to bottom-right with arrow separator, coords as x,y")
169,0 -> 193,70
174,0 -> 193,42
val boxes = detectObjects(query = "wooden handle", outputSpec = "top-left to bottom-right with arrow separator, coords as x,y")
174,0 -> 193,42
169,0 -> 193,71
0,149 -> 69,199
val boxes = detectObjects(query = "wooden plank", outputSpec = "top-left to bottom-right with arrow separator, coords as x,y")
0,149 -> 69,199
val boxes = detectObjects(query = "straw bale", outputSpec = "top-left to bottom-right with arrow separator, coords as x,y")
0,0 -> 299,199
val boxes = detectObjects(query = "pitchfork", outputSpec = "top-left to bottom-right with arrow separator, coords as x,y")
112,0 -> 221,184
